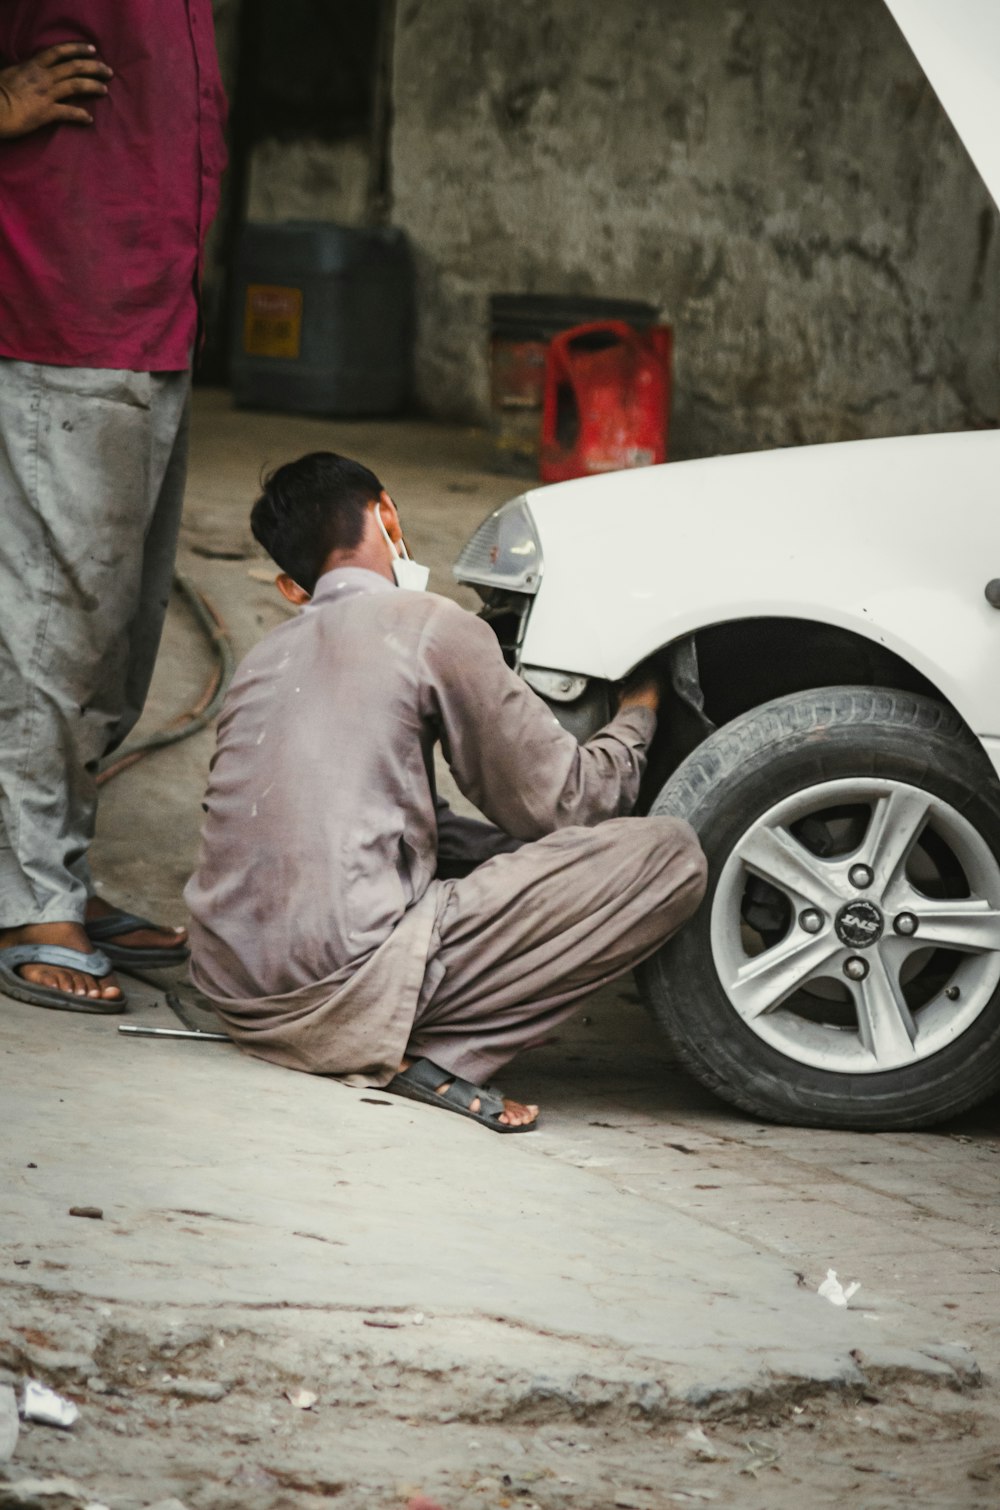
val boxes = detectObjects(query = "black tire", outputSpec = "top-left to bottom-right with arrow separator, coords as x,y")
638,686 -> 1000,1130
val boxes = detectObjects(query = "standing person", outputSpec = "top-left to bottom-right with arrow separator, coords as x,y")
0,5 -> 227,1011
184,452 -> 707,1132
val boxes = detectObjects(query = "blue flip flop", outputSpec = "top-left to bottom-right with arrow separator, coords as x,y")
0,943 -> 127,1013
85,908 -> 190,970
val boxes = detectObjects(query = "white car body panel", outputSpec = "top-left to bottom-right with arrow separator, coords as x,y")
884,0 -> 1000,211
518,428 -> 1000,741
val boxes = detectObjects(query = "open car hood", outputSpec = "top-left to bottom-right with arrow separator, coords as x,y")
884,0 -> 1000,209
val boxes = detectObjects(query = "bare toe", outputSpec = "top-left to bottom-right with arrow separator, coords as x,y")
16,961 -> 120,999
500,1098 -> 539,1127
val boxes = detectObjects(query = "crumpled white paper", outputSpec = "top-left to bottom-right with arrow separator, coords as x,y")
21,1379 -> 79,1428
684,1425 -> 720,1460
285,1388 -> 317,1410
818,1268 -> 861,1307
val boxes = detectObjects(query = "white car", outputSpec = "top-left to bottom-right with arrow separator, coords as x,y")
453,0 -> 1000,1130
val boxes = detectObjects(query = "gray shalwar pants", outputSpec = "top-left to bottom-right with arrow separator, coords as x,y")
0,360 -> 191,927
407,814 -> 707,1084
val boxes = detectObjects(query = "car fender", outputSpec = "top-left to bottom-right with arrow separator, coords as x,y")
518,429 -> 1000,742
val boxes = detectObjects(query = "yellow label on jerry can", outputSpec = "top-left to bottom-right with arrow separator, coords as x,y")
243,284 -> 303,359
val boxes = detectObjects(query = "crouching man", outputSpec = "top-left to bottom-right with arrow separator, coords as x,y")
184,452 -> 707,1132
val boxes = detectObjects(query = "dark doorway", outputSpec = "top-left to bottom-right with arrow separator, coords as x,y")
201,0 -> 393,382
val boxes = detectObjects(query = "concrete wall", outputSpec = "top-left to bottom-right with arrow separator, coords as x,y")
245,137 -> 371,226
390,0 -> 1000,458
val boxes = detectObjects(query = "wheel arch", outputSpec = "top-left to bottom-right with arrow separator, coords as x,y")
693,615 -> 961,728
638,616 -> 969,812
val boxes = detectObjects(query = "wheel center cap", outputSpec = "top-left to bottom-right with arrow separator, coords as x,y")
835,899 -> 884,949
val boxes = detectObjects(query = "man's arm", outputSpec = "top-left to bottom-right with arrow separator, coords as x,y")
0,42 -> 112,139
420,601 -> 659,841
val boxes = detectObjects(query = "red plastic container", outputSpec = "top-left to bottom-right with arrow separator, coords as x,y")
539,320 -> 672,483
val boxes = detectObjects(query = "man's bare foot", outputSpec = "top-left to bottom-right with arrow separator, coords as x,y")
0,921 -> 122,1000
85,896 -> 188,954
398,1057 -> 539,1128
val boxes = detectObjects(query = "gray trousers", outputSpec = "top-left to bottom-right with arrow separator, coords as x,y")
407,815 -> 707,1083
0,360 -> 191,927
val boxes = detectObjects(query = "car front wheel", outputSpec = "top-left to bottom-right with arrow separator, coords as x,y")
639,686 -> 1000,1129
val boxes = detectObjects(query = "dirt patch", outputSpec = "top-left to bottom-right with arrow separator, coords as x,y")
2,1289 -> 997,1510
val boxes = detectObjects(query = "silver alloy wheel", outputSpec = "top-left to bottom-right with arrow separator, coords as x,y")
710,777 -> 1000,1073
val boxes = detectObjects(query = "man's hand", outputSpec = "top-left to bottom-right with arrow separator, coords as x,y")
618,671 -> 661,714
0,43 -> 112,140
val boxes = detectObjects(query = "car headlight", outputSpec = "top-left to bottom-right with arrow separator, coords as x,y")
452,495 -> 543,595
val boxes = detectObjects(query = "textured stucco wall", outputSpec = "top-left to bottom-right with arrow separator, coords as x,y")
390,0 -> 1000,457
245,137 -> 371,226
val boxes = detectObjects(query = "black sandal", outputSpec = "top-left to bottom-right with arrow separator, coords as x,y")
385,1057 -> 538,1134
85,908 -> 190,970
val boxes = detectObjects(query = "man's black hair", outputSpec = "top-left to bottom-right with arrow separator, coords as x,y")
250,451 -> 385,594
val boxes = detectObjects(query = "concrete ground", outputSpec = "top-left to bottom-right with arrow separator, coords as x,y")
2,390 -> 1000,1510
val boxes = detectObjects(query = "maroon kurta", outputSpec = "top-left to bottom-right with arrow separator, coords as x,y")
0,0 -> 227,370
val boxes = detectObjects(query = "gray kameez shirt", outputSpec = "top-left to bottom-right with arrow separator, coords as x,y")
184,568 -> 655,1083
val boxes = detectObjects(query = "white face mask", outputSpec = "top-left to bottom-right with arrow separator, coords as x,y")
374,502 -> 430,592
